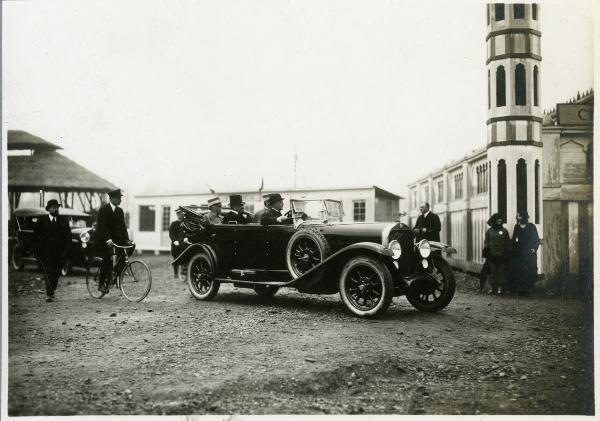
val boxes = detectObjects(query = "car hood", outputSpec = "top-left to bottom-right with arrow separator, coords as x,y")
311,222 -> 405,251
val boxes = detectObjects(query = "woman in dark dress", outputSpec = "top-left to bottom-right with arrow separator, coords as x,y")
510,211 -> 540,295
483,213 -> 512,294
169,208 -> 185,278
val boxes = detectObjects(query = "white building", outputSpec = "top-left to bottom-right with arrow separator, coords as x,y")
131,185 -> 402,253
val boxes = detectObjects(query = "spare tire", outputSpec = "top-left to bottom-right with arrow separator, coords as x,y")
286,228 -> 330,279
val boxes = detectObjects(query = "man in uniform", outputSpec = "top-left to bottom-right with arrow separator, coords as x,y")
96,189 -> 131,293
413,202 -> 441,242
252,194 -> 272,223
222,194 -> 253,224
260,193 -> 293,225
33,199 -> 71,302
205,197 -> 223,225
169,207 -> 185,278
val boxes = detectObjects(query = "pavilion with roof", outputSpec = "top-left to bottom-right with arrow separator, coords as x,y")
7,130 -> 118,214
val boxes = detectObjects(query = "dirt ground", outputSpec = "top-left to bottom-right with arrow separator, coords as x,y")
7,254 -> 594,416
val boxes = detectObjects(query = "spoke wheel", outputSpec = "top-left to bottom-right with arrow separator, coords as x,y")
86,257 -> 104,299
120,260 -> 152,302
187,253 -> 220,300
11,244 -> 24,271
406,257 -> 456,312
286,228 -> 330,279
339,256 -> 393,318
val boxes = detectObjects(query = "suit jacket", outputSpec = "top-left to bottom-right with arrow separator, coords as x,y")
252,208 -> 267,223
414,211 -> 441,242
260,208 -> 293,225
33,214 -> 71,272
96,203 -> 129,247
222,210 -> 253,225
169,220 -> 184,257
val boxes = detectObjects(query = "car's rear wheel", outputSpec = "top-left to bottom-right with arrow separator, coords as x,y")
286,228 -> 330,278
339,256 -> 393,318
187,253 -> 220,300
254,284 -> 279,297
406,257 -> 455,312
11,244 -> 24,271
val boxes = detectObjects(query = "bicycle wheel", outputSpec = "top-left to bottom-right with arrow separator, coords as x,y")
120,260 -> 152,302
86,257 -> 105,299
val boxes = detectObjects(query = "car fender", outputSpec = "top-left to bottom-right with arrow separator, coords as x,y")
172,243 -> 218,270
429,241 -> 457,255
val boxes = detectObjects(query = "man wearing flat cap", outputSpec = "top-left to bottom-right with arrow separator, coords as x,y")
222,195 -> 253,225
205,197 -> 223,225
33,199 -> 72,302
252,193 -> 272,223
96,189 -> 131,293
260,193 -> 292,225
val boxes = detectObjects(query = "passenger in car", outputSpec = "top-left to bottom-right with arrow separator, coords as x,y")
205,197 -> 223,225
260,193 -> 293,225
252,193 -> 272,223
222,194 -> 253,224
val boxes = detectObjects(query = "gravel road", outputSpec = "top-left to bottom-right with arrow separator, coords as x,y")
7,254 -> 594,416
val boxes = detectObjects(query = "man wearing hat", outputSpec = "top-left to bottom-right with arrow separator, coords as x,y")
205,197 -> 223,225
96,189 -> 131,293
252,193 -> 272,223
260,193 -> 292,225
33,199 -> 72,302
222,195 -> 253,225
169,208 -> 186,278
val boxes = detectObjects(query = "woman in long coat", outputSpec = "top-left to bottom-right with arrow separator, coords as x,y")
483,213 -> 512,294
510,211 -> 540,295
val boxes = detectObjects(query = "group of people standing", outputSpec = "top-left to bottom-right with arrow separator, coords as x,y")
482,211 -> 540,295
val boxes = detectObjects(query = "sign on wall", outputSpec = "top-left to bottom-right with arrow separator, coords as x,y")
557,104 -> 593,126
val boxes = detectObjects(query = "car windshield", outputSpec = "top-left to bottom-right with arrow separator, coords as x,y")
69,217 -> 92,228
291,199 -> 344,223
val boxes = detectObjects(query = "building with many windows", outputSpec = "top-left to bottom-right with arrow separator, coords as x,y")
130,185 -> 402,253
407,3 -> 593,292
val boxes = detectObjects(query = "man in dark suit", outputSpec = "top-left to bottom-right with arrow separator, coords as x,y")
252,194 -> 272,223
96,189 -> 131,293
222,194 -> 253,225
33,199 -> 72,302
260,193 -> 293,225
413,202 -> 441,242
169,208 -> 185,278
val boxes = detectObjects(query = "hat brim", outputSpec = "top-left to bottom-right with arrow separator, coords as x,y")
228,202 -> 246,206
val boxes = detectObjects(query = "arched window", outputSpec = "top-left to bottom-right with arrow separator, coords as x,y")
488,70 -> 491,109
513,4 -> 525,19
516,159 -> 527,217
496,66 -> 506,107
532,4 -> 538,20
498,160 -> 507,220
515,63 -> 526,106
533,66 -> 539,106
495,4 -> 505,21
534,160 -> 540,223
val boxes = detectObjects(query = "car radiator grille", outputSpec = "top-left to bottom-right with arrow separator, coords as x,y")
388,228 -> 415,272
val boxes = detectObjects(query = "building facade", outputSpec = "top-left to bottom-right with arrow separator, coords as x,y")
407,3 -> 593,292
130,185 -> 402,253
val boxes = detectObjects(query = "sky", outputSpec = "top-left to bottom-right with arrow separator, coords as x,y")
2,0 -> 595,201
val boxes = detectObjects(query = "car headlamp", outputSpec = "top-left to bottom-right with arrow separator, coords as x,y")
80,231 -> 91,243
418,239 -> 431,258
388,240 -> 402,260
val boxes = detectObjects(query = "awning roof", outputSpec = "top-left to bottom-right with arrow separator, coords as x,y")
8,150 -> 118,193
7,130 -> 62,151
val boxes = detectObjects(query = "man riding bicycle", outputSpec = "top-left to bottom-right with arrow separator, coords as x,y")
96,189 -> 133,293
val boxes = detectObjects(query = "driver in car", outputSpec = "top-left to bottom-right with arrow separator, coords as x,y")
259,193 -> 293,225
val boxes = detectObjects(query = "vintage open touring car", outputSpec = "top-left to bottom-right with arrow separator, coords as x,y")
9,207 -> 96,276
173,198 -> 457,317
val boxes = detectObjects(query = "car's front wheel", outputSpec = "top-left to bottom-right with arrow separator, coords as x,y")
187,253 -> 220,301
339,256 -> 393,318
406,257 -> 455,312
11,244 -> 24,271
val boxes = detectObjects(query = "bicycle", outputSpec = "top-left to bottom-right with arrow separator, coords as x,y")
86,243 -> 152,302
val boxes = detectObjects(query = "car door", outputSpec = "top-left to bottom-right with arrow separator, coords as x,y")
233,223 -> 265,269
263,224 -> 296,270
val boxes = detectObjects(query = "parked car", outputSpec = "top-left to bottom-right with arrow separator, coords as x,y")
173,198 -> 457,317
9,207 -> 96,276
